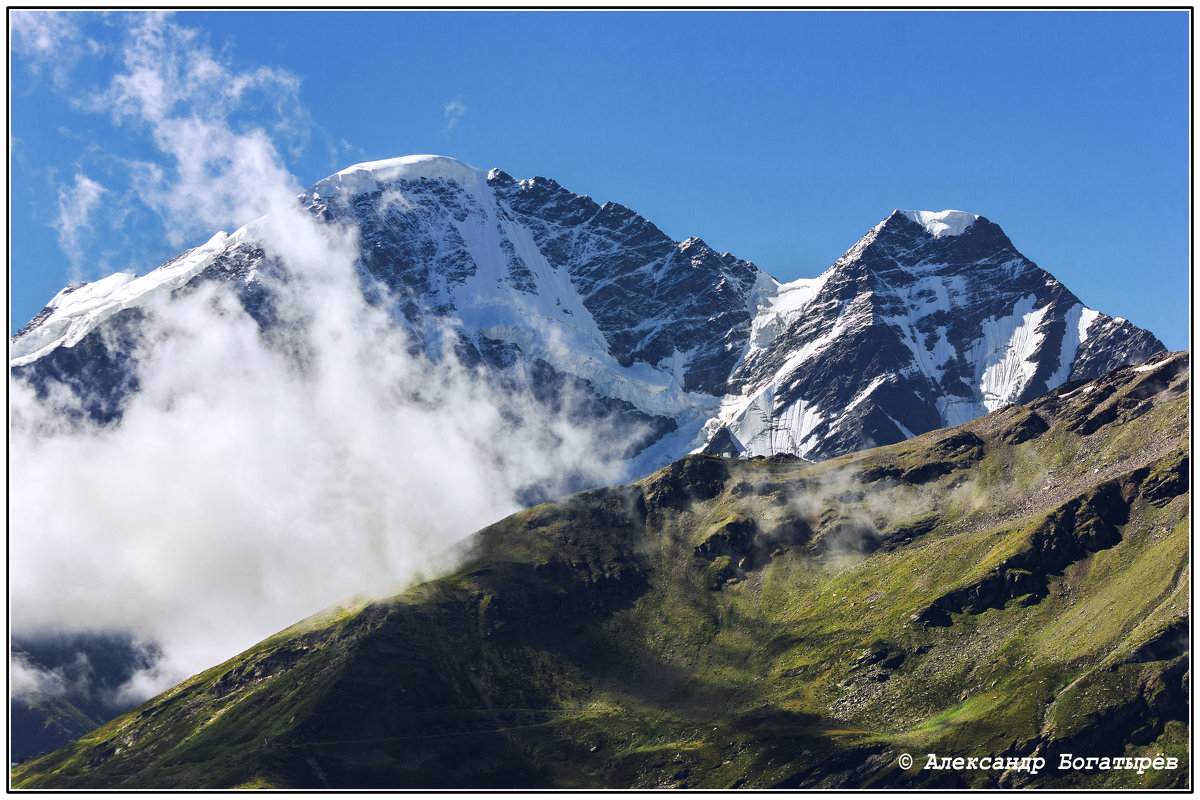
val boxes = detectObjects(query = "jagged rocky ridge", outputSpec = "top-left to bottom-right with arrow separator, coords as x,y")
710,209 -> 1164,459
12,350 -> 1189,789
9,157 -> 1164,471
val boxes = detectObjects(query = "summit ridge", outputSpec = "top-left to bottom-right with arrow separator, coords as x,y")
11,156 -> 1165,471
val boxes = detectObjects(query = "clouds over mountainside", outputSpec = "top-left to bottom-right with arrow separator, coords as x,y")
9,153 -> 1164,728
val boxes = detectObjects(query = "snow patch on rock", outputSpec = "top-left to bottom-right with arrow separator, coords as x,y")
11,231 -> 233,367
900,209 -> 979,238
975,294 -> 1049,412
317,155 -> 487,197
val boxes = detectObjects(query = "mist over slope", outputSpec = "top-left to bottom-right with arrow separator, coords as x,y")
13,350 -> 1189,789
7,167 -> 649,743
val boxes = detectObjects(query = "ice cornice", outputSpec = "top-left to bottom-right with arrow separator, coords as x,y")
316,155 -> 488,196
898,209 -> 979,238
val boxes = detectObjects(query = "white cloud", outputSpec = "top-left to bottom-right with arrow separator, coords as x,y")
15,11 -> 319,281
9,10 -> 101,87
443,98 -> 466,133
10,9 -> 76,54
10,653 -> 68,703
54,173 -> 108,274
91,12 -> 311,246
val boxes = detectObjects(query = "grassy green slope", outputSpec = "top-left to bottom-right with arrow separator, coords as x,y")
12,352 -> 1190,789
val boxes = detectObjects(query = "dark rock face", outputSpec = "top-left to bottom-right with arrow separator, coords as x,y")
643,454 -> 731,512
299,167 -> 762,398
490,176 -> 762,394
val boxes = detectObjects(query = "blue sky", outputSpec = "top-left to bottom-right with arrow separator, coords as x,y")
8,9 -> 1191,348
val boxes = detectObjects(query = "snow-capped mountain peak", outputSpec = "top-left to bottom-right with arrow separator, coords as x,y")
706,207 -> 1164,460
315,154 -> 488,198
11,158 -> 1165,471
899,209 -> 979,238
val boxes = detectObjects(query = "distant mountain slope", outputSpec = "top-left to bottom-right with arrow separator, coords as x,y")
10,634 -> 159,763
10,644 -> 104,765
14,350 -> 1188,790
10,156 -> 1165,470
